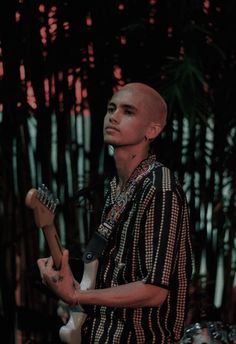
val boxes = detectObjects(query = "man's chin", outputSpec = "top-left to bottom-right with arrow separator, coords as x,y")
104,138 -> 117,146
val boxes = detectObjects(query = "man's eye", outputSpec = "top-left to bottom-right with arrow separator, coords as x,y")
107,107 -> 114,113
125,110 -> 133,115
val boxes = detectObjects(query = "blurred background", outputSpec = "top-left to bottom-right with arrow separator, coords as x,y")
0,0 -> 236,343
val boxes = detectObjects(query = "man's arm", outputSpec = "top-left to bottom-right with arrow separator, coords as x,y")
76,280 -> 168,308
38,250 -> 168,308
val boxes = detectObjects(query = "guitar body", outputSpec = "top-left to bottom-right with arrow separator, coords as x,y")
25,184 -> 98,344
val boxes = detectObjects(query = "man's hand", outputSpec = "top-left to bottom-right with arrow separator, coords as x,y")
37,249 -> 80,305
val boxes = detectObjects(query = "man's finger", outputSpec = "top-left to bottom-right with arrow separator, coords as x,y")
61,249 -> 69,271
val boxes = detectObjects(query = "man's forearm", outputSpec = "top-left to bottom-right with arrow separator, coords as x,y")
76,280 -> 168,308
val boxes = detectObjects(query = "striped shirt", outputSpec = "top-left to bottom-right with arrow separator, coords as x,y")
82,156 -> 193,343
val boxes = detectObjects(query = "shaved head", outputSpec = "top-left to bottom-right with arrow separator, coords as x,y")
120,82 -> 167,129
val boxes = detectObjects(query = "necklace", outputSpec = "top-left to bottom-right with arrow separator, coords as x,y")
98,155 -> 157,239
115,182 -> 127,198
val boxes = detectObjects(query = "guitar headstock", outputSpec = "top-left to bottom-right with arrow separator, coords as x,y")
25,184 -> 60,228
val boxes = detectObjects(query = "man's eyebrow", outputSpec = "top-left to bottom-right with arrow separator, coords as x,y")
121,104 -> 137,112
108,102 -> 137,111
107,100 -> 115,107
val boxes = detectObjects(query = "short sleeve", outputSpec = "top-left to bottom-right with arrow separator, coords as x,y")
140,189 -> 185,288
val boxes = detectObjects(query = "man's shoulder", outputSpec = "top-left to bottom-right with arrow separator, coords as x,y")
145,162 -> 180,192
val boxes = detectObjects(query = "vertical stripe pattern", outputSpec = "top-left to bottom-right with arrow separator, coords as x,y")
82,156 -> 193,343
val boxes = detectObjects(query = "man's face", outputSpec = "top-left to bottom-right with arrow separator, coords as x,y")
103,88 -> 151,148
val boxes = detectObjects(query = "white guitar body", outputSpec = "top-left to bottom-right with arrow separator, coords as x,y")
59,259 -> 98,344
25,184 -> 98,344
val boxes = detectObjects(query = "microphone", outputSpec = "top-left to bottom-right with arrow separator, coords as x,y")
72,186 -> 94,200
72,178 -> 106,202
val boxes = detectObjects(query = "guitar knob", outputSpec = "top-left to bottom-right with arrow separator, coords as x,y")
85,252 -> 93,261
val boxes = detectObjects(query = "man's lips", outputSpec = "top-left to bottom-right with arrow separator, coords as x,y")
105,126 -> 120,132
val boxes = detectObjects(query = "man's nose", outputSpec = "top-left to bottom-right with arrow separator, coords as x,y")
109,110 -> 120,123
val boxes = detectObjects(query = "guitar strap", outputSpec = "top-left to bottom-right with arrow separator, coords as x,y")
62,156 -> 159,338
82,155 -> 158,264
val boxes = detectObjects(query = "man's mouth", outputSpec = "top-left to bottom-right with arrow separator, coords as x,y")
105,126 -> 119,132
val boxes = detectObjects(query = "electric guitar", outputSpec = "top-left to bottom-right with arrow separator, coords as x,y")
25,184 -> 98,344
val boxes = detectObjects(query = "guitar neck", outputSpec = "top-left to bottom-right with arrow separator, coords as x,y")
42,224 -> 63,270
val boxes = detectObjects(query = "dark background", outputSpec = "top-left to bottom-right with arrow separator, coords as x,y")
0,0 -> 236,342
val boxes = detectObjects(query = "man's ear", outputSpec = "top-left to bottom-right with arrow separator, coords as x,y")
146,123 -> 162,140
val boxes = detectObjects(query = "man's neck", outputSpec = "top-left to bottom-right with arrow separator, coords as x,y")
113,147 -> 149,188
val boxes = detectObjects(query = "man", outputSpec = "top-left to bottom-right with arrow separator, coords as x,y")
38,82 -> 193,343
